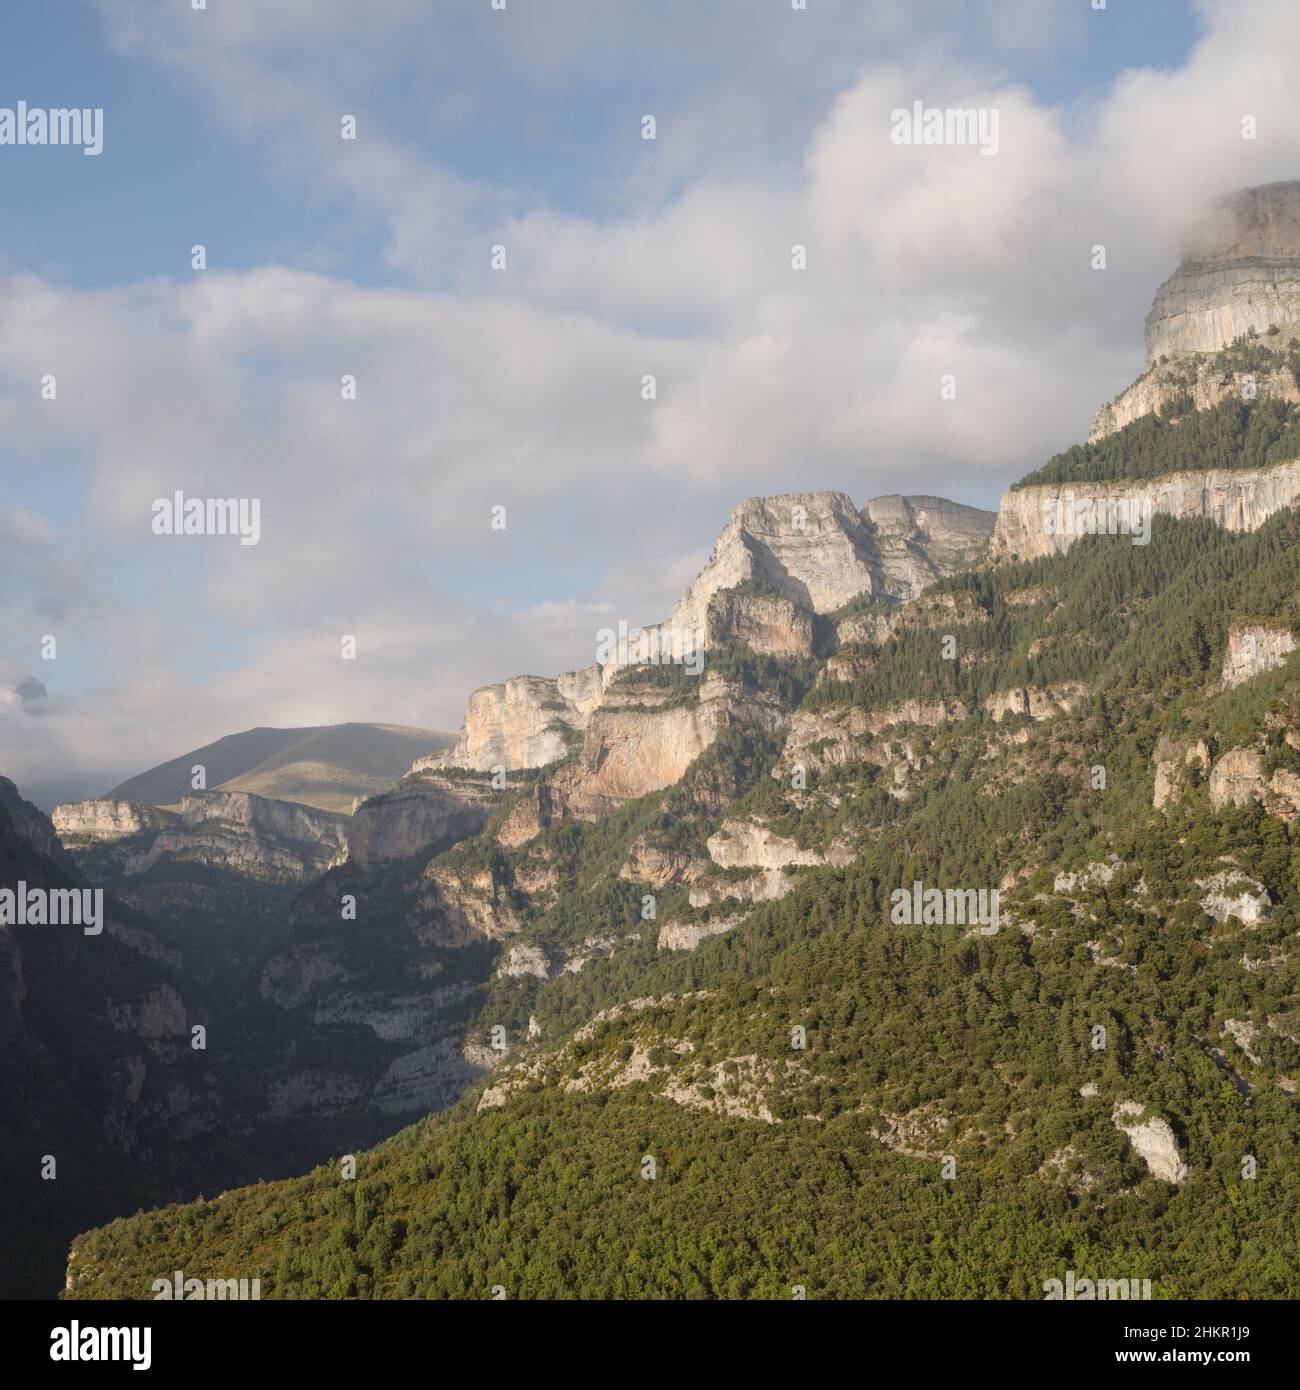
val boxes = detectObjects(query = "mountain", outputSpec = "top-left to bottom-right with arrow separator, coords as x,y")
106,722 -> 454,813
428,492 -> 995,776
1091,181 -> 1300,442
49,185 -> 1300,1301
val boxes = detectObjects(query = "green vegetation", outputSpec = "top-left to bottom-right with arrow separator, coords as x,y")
1016,397 -> 1300,489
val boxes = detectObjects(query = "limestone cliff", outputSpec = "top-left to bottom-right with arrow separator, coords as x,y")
434,490 -> 994,779
497,672 -> 786,846
983,682 -> 1088,722
663,492 -> 994,637
1144,182 -> 1300,364
1089,355 -> 1299,443
347,774 -> 493,870
989,457 -> 1300,564
993,184 -> 1300,566
419,669 -> 603,774
54,790 -> 349,884
704,588 -> 816,659
861,494 -> 995,600
1084,183 -> 1300,444
681,815 -> 853,912
1220,623 -> 1297,689
52,799 -> 176,843
1205,747 -> 1300,822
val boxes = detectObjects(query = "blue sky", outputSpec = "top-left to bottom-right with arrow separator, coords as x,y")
0,1 -> 1199,291
6,0 -> 1300,808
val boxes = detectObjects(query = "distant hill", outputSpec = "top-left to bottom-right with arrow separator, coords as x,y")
106,723 -> 455,813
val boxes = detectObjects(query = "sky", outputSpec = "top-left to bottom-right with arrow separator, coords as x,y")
3,0 -> 1300,807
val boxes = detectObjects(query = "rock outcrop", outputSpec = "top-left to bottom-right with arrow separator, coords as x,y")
657,915 -> 744,952
1202,747 -> 1300,821
420,669 -> 603,774
989,458 -> 1300,564
1221,623 -> 1296,689
704,588 -> 816,659
497,673 -> 785,845
684,816 -> 853,911
861,494 -> 997,603
1208,748 -> 1267,809
496,942 -> 553,979
665,492 -> 991,635
1144,182 -> 1300,364
1090,356 -> 1299,443
1197,871 -> 1270,925
983,682 -> 1088,722
706,818 -> 832,873
1112,1101 -> 1189,1184
774,701 -> 966,792
1152,735 -> 1210,809
51,799 -> 175,844
346,774 -> 493,870
618,836 -> 705,889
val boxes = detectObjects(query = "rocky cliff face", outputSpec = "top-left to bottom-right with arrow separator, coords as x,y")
1145,182 -> 1300,363
704,588 -> 816,659
983,682 -> 1088,722
663,491 -> 994,636
497,672 -> 786,846
1152,734 -> 1211,809
421,669 -> 603,774
54,790 -> 349,884
861,494 -> 996,600
1221,623 -> 1297,689
52,799 -> 174,843
431,492 -> 989,806
989,458 -> 1300,563
1089,357 -> 1299,443
347,774 -> 493,870
1205,747 -> 1300,821
992,185 -> 1300,560
679,815 -> 853,913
